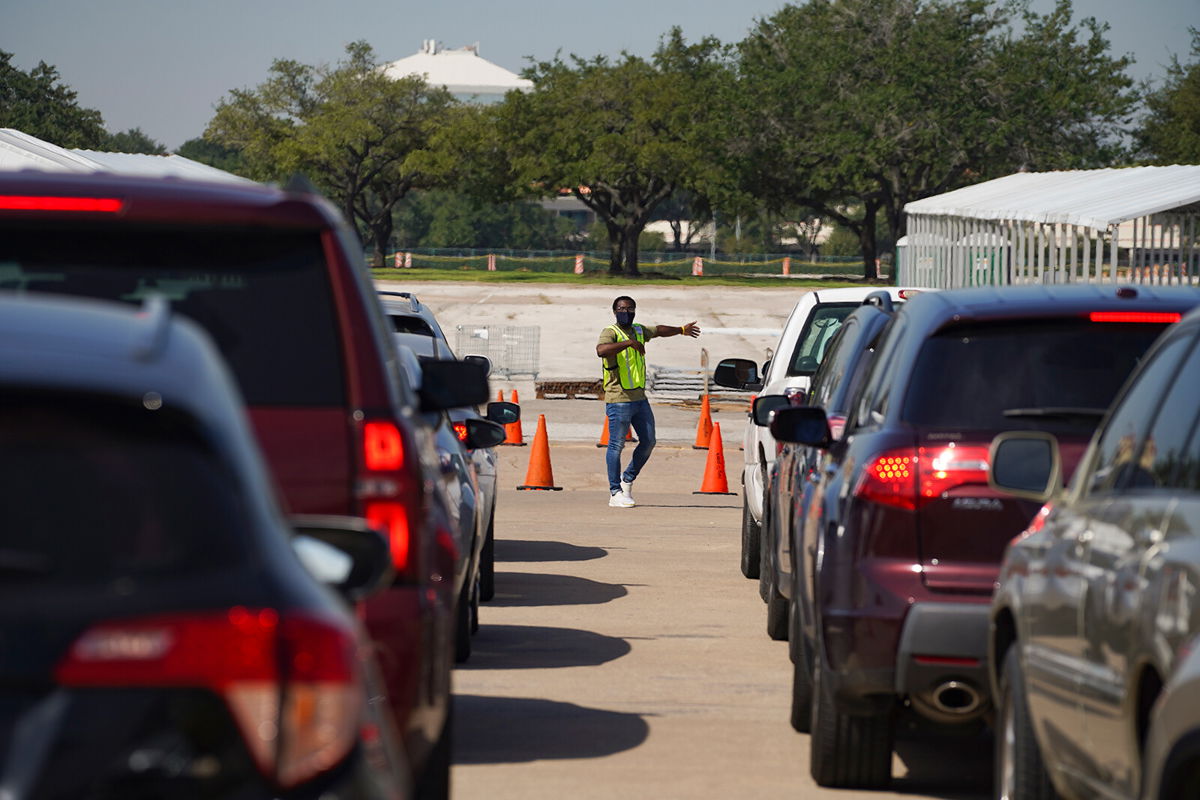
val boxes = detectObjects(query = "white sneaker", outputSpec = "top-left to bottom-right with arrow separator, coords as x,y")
609,492 -> 635,508
620,480 -> 634,501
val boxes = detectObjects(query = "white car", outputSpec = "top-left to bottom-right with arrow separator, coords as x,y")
715,286 -> 928,579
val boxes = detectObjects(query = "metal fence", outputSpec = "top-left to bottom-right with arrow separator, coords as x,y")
455,325 -> 540,379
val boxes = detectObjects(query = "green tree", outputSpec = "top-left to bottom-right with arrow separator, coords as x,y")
176,136 -> 245,172
102,127 -> 167,154
1136,29 -> 1200,164
398,190 -> 576,249
734,0 -> 1136,279
206,42 -> 456,265
0,51 -> 107,148
490,30 -> 731,275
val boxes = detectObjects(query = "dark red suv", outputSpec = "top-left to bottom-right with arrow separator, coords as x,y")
770,284 -> 1200,790
0,171 -> 481,798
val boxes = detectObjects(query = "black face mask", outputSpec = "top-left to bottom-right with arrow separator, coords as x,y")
615,310 -> 635,326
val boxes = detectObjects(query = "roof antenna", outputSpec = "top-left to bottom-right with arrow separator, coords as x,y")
133,293 -> 171,362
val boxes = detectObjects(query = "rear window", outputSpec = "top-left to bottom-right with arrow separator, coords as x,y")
390,314 -> 435,336
787,303 -> 859,376
0,223 -> 344,406
904,319 -> 1168,430
0,395 -> 247,583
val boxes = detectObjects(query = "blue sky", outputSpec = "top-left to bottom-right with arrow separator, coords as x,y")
4,0 -> 1196,150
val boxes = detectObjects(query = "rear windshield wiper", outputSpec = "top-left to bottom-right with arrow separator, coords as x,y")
1002,407 -> 1106,421
0,550 -> 53,575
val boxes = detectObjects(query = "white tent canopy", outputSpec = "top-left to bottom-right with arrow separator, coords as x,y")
0,128 -> 253,184
381,40 -> 532,98
900,165 -> 1200,288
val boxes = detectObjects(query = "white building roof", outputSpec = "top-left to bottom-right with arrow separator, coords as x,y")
904,165 -> 1200,231
0,128 -> 253,185
381,40 -> 532,96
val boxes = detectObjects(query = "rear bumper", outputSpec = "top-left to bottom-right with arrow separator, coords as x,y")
895,602 -> 991,723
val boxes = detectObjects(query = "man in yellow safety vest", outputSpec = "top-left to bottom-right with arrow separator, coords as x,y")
596,295 -> 701,507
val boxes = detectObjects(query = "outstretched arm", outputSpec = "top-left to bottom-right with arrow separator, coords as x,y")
654,322 -> 701,338
597,339 -> 644,357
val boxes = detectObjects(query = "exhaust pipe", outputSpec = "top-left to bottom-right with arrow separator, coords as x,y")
930,680 -> 982,716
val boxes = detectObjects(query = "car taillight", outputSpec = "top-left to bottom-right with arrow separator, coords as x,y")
356,418 -> 422,580
917,444 -> 990,503
854,444 -> 990,510
783,387 -> 807,405
0,194 -> 124,213
1089,311 -> 1181,324
55,609 -> 361,789
855,449 -> 918,509
452,422 -> 468,442
828,413 -> 847,441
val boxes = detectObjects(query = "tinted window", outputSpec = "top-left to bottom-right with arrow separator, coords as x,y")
0,223 -> 344,406
787,303 -> 858,376
1128,335 -> 1200,490
854,317 -> 906,429
0,396 -> 246,583
390,313 -> 436,336
904,320 -> 1167,431
807,322 -> 856,408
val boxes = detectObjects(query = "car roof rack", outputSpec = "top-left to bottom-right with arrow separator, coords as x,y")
862,291 -> 895,313
378,290 -> 421,311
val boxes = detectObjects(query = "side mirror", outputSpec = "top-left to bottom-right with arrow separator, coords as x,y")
291,515 -> 395,601
418,359 -> 490,412
752,394 -> 790,427
770,406 -> 832,449
463,418 -> 506,450
713,357 -> 763,391
463,354 -> 492,377
486,401 -> 520,425
988,432 -> 1062,502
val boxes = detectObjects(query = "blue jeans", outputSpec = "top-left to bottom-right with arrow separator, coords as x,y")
605,399 -> 656,494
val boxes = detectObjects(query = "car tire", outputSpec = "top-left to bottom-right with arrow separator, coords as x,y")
469,572 -> 481,635
789,597 -> 813,732
766,585 -> 788,641
480,515 -> 495,601
810,642 -> 893,789
996,646 -> 1056,800
415,702 -> 452,800
740,494 -> 760,579
454,581 -> 472,663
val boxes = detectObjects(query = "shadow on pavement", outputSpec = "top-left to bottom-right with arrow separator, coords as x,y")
637,503 -> 740,510
489,571 -> 627,606
892,729 -> 991,799
460,623 -> 631,670
453,694 -> 649,764
495,539 -> 607,563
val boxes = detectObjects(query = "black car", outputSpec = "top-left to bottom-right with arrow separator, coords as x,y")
988,303 -> 1200,800
771,284 -> 1200,789
0,292 -> 408,799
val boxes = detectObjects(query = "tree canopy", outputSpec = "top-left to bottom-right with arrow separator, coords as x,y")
485,30 -> 732,275
206,41 -> 456,264
733,0 -> 1136,278
1136,28 -> 1200,164
0,50 -> 107,148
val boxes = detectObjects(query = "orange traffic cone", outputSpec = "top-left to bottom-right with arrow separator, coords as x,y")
502,388 -> 525,446
596,416 -> 637,448
693,394 -> 714,449
517,414 -> 562,491
694,422 -> 736,495
496,389 -> 503,402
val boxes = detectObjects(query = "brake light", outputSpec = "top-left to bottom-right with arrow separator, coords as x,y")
363,421 -> 404,470
783,387 -> 807,405
364,500 -> 410,571
56,609 -> 361,789
453,422 -> 468,442
917,444 -> 990,502
357,417 -> 421,579
1089,311 -> 1181,323
0,194 -> 124,213
855,449 -> 918,509
854,444 -> 990,510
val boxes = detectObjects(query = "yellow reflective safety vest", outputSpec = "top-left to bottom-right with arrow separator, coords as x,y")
603,324 -> 647,390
